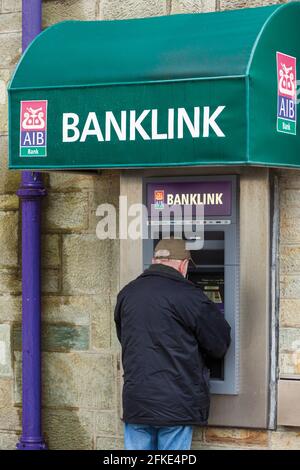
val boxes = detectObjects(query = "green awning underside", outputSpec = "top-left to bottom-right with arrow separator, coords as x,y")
8,3 -> 300,169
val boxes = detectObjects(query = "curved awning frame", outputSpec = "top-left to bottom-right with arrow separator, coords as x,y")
8,2 -> 300,170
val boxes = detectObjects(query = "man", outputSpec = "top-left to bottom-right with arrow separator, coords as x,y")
114,238 -> 231,450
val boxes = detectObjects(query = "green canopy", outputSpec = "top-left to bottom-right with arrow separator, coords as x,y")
8,2 -> 300,169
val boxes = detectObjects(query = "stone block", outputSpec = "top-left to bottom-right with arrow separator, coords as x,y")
280,299 -> 300,328
1,0 -> 21,13
193,426 -> 204,441
0,195 -> 19,210
13,351 -> 21,404
219,0 -> 285,9
0,68 -> 10,135
62,235 -> 113,295
0,378 -> 12,408
91,297 -> 111,350
43,0 -> 98,27
191,441 -> 222,449
0,12 -> 21,33
88,174 -> 120,233
0,431 -> 19,450
0,406 -> 21,431
280,327 -> 300,352
49,172 -> 97,192
0,269 -> 21,295
270,430 -> 300,450
116,354 -> 124,436
96,436 -> 123,450
0,32 -> 21,69
42,234 -> 60,268
38,352 -> 116,409
0,323 -> 12,377
41,269 -> 60,294
111,322 -> 121,351
279,328 -> 300,376
42,295 -> 91,325
99,0 -> 167,20
280,173 -> 300,190
280,190 -> 300,242
43,324 -> 90,352
0,136 -> 21,193
43,408 -> 93,450
279,351 -> 300,376
94,411 -> 117,435
42,192 -> 89,232
171,0 -> 216,14
281,189 -> 300,210
0,69 -> 9,104
0,295 -> 21,323
280,275 -> 300,299
0,212 -> 18,268
204,427 -> 269,447
280,218 -> 300,244
13,323 -> 90,352
280,246 -> 300,274
76,352 -> 116,410
116,415 -> 124,438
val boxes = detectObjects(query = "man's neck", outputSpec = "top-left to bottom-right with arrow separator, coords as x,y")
148,263 -> 185,279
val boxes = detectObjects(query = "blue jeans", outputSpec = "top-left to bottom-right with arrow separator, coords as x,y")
124,423 -> 193,450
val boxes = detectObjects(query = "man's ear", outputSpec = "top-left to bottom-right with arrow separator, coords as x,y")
179,259 -> 189,276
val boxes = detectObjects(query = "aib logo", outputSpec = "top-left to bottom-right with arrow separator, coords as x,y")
277,52 -> 297,135
154,190 -> 165,209
20,100 -> 47,157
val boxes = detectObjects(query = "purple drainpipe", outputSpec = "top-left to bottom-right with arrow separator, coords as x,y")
16,0 -> 47,450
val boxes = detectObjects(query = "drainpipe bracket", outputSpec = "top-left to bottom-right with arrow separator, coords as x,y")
16,437 -> 48,451
17,187 -> 47,199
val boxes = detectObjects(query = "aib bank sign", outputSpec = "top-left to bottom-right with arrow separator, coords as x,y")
20,100 -> 47,156
19,101 -> 226,158
277,52 -> 297,135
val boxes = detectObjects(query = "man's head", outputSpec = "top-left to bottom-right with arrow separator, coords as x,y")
152,238 -> 191,277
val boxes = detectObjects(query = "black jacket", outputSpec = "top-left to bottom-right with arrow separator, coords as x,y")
114,264 -> 231,426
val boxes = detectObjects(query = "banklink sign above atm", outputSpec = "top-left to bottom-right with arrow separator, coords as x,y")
8,3 -> 300,170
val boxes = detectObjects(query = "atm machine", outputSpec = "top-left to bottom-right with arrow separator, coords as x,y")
143,175 -> 239,395
188,231 -> 225,381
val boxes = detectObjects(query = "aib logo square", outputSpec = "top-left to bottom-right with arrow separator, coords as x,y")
277,52 -> 297,135
154,190 -> 165,209
20,100 -> 47,157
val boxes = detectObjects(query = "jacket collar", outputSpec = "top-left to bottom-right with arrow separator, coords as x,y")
140,263 -> 188,283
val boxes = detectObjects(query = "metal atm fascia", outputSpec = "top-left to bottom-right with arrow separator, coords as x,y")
143,175 -> 240,395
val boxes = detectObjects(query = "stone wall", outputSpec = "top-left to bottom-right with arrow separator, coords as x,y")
279,170 -> 300,376
0,0 -> 299,450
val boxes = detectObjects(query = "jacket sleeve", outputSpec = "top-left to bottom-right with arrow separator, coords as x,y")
114,292 -> 123,343
180,289 -> 231,359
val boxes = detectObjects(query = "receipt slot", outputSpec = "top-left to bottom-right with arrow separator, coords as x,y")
144,176 -> 239,395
